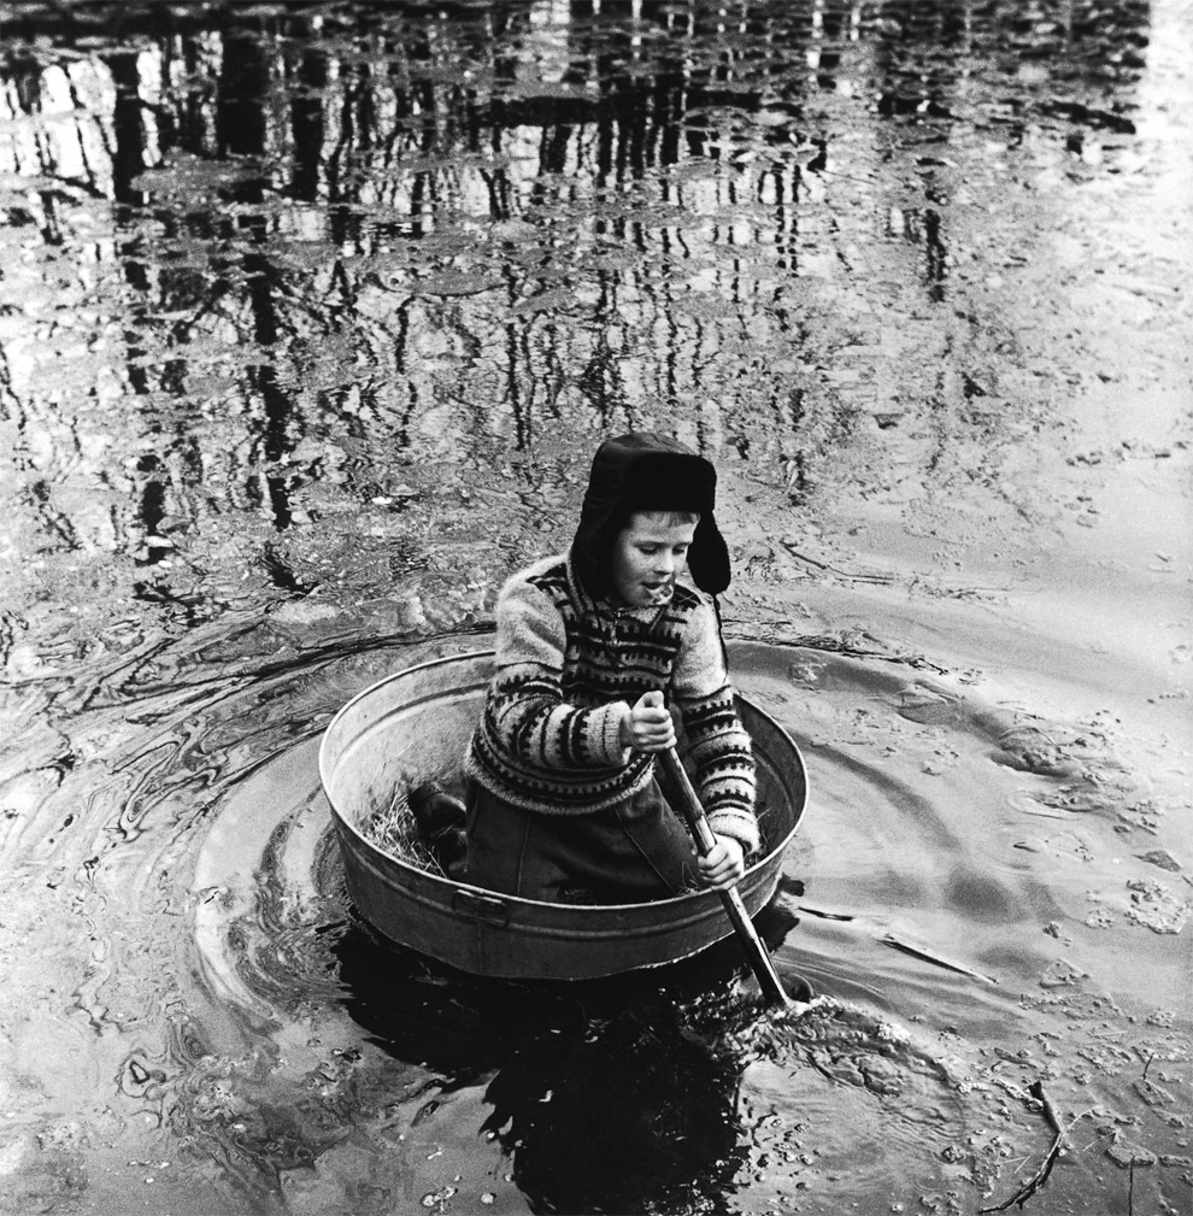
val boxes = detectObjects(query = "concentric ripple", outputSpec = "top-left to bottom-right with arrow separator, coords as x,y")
165,634 -> 1193,1214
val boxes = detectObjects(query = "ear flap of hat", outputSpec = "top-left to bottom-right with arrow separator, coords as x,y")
687,513 -> 731,596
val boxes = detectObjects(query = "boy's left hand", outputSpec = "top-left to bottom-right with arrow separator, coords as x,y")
698,835 -> 746,889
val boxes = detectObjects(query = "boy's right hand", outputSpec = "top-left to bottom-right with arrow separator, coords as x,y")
620,690 -> 676,753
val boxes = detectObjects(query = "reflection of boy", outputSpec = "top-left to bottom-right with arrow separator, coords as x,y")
481,997 -> 745,1213
462,433 -> 758,904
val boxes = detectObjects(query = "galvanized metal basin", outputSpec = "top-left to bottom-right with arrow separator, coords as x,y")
318,649 -> 807,979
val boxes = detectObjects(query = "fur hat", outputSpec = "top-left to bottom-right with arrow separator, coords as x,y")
569,432 -> 731,598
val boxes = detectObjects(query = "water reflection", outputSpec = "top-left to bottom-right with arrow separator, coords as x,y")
482,1004 -> 745,1214
0,0 -> 1153,630
1,6 -> 1182,1211
333,922 -> 753,1214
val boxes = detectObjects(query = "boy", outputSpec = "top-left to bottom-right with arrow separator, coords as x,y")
461,432 -> 758,903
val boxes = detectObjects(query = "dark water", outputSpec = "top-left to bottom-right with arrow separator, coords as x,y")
1,3 -> 1190,1214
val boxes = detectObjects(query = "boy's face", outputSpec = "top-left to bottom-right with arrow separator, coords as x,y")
610,512 -> 698,607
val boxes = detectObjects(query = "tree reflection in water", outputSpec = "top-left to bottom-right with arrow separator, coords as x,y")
0,0 -> 1154,629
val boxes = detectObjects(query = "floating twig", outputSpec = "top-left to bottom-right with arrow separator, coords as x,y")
979,1080 -> 1066,1212
879,933 -> 998,985
739,629 -> 950,675
780,541 -> 896,584
797,903 -> 855,922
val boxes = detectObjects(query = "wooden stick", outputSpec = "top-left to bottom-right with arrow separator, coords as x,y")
658,748 -> 794,1010
978,1081 -> 1067,1212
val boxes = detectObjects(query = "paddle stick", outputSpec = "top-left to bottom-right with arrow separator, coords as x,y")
658,747 -> 793,1010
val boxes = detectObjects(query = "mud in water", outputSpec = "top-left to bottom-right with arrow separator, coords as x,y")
1,2 -> 1190,1214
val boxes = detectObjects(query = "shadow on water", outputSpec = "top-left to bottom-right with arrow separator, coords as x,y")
333,922 -> 755,1214
325,888 -> 1010,1216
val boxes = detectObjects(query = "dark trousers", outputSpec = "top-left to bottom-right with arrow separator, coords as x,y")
462,777 -> 698,904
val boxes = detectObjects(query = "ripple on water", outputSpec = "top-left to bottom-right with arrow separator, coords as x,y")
8,632 -> 1180,1214
178,636 -> 1182,1212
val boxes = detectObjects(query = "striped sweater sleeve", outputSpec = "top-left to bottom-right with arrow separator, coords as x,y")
670,599 -> 759,855
485,574 -> 633,771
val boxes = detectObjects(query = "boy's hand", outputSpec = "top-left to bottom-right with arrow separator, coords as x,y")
698,835 -> 746,889
620,690 -> 676,752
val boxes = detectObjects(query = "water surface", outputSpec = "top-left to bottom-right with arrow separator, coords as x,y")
1,3 -> 1190,1214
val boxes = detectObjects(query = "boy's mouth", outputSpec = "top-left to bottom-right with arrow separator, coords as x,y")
642,581 -> 674,604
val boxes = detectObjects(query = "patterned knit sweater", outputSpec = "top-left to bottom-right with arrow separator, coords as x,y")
464,555 -> 759,855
